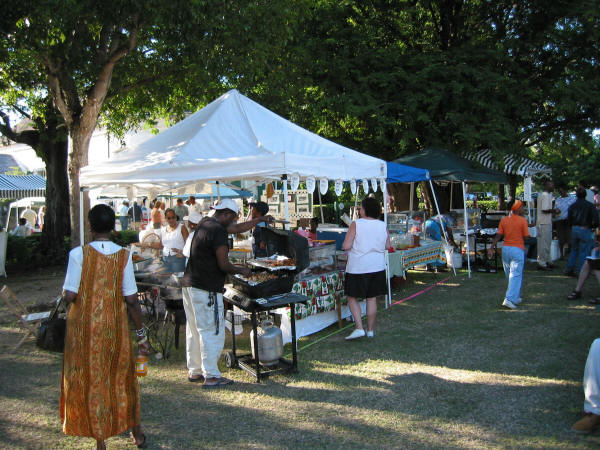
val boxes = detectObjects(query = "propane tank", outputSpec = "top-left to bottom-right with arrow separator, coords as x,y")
250,318 -> 283,366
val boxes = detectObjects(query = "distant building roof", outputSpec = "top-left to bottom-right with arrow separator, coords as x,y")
0,154 -> 26,174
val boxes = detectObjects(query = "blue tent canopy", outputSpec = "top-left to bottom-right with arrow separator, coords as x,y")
179,185 -> 252,199
386,162 -> 430,183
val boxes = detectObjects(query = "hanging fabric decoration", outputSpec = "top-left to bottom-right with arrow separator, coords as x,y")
362,179 -> 370,194
306,176 -> 316,193
334,179 -> 343,196
177,187 -> 186,196
370,178 -> 378,192
290,173 -> 300,191
266,182 -> 275,199
350,179 -> 357,195
319,178 -> 328,195
379,178 -> 386,193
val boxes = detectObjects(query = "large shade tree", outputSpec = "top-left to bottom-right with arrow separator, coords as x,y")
1,0 -> 297,246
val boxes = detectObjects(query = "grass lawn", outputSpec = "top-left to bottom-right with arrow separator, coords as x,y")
1,260 -> 600,449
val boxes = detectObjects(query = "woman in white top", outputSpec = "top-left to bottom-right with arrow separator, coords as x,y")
161,208 -> 189,273
342,197 -> 390,340
38,205 -> 46,230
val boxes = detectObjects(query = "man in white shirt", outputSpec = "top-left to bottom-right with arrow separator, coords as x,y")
10,218 -> 33,237
188,196 -> 203,214
118,201 -> 129,231
20,206 -> 37,228
536,180 -> 557,270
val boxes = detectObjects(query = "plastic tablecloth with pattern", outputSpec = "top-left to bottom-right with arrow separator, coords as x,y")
388,241 -> 445,277
275,270 -> 355,344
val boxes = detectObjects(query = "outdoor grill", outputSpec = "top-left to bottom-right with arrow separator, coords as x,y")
134,266 -> 186,356
224,226 -> 309,382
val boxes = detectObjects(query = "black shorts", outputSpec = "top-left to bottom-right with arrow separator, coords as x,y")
345,270 -> 387,299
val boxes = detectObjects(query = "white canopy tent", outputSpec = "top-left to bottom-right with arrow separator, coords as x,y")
80,89 -> 386,187
80,89 -> 393,300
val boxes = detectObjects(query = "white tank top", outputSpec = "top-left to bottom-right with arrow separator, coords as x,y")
346,218 -> 387,274
161,224 -> 185,257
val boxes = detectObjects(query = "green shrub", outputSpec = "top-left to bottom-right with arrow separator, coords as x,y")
110,230 -> 139,247
466,200 -> 498,212
5,234 -> 70,271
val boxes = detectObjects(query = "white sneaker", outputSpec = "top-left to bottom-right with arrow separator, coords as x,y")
502,299 -> 517,310
345,329 -> 366,340
366,330 -> 374,338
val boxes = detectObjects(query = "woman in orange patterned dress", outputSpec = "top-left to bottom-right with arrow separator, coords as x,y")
61,204 -> 150,449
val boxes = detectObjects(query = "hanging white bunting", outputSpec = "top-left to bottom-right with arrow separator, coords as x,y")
371,178 -> 378,192
379,178 -> 386,193
334,180 -> 343,196
306,176 -> 316,193
362,179 -> 370,194
350,179 -> 357,195
319,178 -> 328,195
290,173 -> 300,191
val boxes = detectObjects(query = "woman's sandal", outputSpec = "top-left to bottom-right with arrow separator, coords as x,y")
567,290 -> 582,300
131,432 -> 147,449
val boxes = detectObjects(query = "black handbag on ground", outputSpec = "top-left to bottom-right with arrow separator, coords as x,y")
36,298 -> 66,352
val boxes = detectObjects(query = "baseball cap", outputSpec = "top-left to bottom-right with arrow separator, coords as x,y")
211,198 -> 239,215
249,201 -> 269,216
183,211 -> 203,224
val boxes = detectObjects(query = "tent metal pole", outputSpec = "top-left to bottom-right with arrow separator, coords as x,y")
462,181 -> 471,278
353,191 -> 359,220
450,182 -> 454,210
409,182 -> 414,216
216,180 -> 221,202
429,180 -> 456,276
383,185 -> 392,308
282,175 -> 290,230
79,188 -> 85,246
318,189 -> 325,224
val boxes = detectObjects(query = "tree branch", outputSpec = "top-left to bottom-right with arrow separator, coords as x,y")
0,110 -> 40,148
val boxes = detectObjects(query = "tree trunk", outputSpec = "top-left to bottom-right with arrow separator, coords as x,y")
508,175 -> 518,202
68,128 -> 92,247
498,184 -> 506,210
40,137 -> 71,262
387,183 -> 418,212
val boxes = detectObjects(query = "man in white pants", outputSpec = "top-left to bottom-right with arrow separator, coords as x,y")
536,180 -> 557,270
181,199 -> 272,388
572,339 -> 600,433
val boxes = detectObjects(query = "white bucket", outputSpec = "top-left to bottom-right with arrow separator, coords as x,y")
550,239 -> 560,261
445,246 -> 463,269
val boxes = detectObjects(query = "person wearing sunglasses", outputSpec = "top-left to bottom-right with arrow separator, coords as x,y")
161,208 -> 189,273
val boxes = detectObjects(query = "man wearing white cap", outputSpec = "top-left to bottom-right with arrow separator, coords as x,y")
182,211 -> 202,260
181,199 -> 273,388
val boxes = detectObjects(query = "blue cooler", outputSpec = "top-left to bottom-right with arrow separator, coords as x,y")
317,227 -> 348,250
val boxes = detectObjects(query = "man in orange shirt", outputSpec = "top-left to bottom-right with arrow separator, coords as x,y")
489,201 -> 530,309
